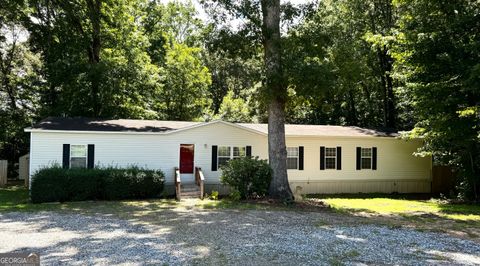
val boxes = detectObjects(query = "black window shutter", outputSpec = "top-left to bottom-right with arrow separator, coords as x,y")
299,146 -> 304,170
63,144 -> 70,169
87,144 -> 95,169
212,145 -> 218,171
246,146 -> 252,157
320,146 -> 325,170
356,147 -> 361,170
336,146 -> 342,170
372,147 -> 377,170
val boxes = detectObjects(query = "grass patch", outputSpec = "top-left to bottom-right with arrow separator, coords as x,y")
0,186 -> 279,215
322,197 -> 480,222
0,186 -> 181,214
0,186 -> 33,212
315,195 -> 480,238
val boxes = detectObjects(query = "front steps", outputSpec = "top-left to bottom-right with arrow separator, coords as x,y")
180,184 -> 202,199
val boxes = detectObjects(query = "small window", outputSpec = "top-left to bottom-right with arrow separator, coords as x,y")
233,147 -> 246,158
70,145 -> 87,168
218,146 -> 246,168
286,147 -> 299,169
361,148 -> 372,169
325,147 -> 337,169
218,146 -> 231,168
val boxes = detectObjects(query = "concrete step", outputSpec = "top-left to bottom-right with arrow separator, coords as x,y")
181,184 -> 200,191
181,191 -> 201,198
179,183 -> 201,198
182,187 -> 200,193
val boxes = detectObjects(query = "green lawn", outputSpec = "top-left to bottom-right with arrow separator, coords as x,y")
0,186 -> 32,212
322,197 -> 480,222
2,187 -> 480,221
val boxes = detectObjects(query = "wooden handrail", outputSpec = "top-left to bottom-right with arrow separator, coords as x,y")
174,167 -> 181,200
195,167 -> 205,199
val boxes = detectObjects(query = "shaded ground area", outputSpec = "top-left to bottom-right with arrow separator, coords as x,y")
1,187 -> 480,265
1,201 -> 480,265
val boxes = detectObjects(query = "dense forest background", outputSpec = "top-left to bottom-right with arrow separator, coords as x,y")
1,0 -> 479,199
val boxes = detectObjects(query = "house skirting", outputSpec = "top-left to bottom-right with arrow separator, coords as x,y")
162,183 -> 231,197
289,179 -> 431,194
163,179 -> 431,197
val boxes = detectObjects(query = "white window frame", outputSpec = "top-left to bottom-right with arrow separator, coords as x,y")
361,147 -> 373,170
70,144 -> 87,169
286,147 -> 299,170
218,146 -> 246,168
325,147 -> 337,170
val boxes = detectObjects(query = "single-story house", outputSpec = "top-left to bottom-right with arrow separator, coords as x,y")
25,117 -> 432,196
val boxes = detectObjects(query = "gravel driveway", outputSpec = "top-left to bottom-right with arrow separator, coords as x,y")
1,207 -> 479,265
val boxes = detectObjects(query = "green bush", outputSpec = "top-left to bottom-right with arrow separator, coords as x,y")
30,166 -> 70,203
67,168 -> 104,201
30,165 -> 165,203
220,156 -> 272,199
102,167 -> 165,200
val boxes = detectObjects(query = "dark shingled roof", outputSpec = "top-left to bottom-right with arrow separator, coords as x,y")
240,123 -> 399,137
31,117 -> 200,133
29,117 -> 399,137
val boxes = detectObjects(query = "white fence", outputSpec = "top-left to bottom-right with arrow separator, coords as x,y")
0,160 -> 7,187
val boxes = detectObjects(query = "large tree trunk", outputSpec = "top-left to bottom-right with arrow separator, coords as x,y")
86,0 -> 102,117
377,47 -> 395,128
372,0 -> 396,129
261,0 -> 293,201
347,90 -> 358,126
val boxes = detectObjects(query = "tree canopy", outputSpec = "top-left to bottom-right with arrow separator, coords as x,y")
1,0 -> 478,199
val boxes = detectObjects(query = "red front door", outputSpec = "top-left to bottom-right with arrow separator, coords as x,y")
179,144 -> 194,174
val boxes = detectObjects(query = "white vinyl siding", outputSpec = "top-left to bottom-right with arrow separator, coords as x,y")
29,122 -> 267,187
284,137 -> 431,193
286,147 -> 299,169
28,120 -> 432,193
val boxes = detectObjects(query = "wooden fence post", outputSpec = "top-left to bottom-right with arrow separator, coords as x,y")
19,154 -> 30,188
0,160 -> 7,187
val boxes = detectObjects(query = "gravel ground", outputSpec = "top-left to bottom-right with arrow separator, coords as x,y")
0,208 -> 479,265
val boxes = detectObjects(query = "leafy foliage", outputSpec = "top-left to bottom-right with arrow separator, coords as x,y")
2,0 -> 479,200
157,42 -> 212,121
284,0 -> 399,128
393,0 -> 480,199
215,90 -> 252,122
30,166 -> 165,203
220,157 -> 272,199
0,24 -> 43,176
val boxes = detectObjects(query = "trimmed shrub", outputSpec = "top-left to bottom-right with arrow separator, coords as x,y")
220,156 -> 272,199
30,166 -> 70,203
102,167 -> 165,200
67,168 -> 104,201
30,166 -> 165,203
102,168 -> 132,200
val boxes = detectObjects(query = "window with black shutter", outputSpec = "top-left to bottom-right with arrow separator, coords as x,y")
357,147 -> 377,170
